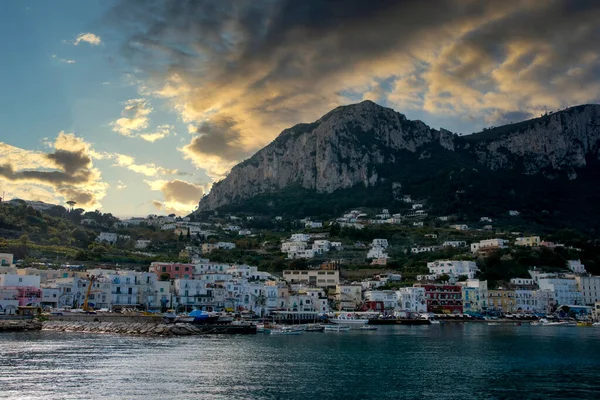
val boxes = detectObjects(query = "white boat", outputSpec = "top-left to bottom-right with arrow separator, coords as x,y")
267,326 -> 302,335
324,325 -> 351,332
531,318 -> 569,326
330,313 -> 369,326
358,325 -> 378,331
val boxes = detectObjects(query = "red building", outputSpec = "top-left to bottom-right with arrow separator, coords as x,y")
150,262 -> 194,279
416,284 -> 463,314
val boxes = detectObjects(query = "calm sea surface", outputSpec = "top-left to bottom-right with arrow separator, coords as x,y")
1,324 -> 599,400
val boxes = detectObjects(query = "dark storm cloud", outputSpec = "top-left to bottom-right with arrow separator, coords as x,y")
0,162 -> 91,186
58,188 -> 95,206
45,149 -> 92,174
160,179 -> 204,204
186,116 -> 250,161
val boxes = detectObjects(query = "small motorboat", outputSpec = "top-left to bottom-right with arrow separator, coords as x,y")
266,327 -> 302,335
304,324 -> 325,332
324,325 -> 351,332
358,325 -> 378,331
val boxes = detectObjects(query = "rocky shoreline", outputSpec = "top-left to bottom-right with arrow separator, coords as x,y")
42,320 -> 256,336
0,319 -> 43,332
42,321 -> 209,336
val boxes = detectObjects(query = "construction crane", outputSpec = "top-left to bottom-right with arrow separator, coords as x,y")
82,274 -> 96,312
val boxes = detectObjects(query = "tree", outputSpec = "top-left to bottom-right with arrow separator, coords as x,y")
160,273 -> 171,281
71,228 -> 89,246
329,222 -> 341,237
186,228 -> 191,241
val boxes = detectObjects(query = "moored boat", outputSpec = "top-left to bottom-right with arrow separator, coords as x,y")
358,325 -> 378,331
266,326 -> 303,335
324,325 -> 351,332
330,313 -> 369,326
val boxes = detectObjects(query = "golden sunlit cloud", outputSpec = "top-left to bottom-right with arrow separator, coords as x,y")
0,133 -> 108,208
113,153 -> 178,177
72,32 -> 102,46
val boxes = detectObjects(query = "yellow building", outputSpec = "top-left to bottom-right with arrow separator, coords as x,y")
488,289 -> 516,313
515,236 -> 541,247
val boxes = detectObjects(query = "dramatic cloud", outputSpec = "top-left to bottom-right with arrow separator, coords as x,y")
111,98 -> 153,136
72,32 -> 102,46
113,153 -> 178,177
0,133 -> 108,208
108,0 -> 600,180
145,179 -> 205,214
151,200 -> 163,211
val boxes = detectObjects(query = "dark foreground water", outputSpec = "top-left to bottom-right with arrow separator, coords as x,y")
1,324 -> 599,400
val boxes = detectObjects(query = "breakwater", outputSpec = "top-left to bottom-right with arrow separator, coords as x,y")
42,320 -> 256,336
0,319 -> 42,332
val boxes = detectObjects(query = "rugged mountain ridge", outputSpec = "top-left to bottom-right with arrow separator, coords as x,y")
197,101 -> 600,214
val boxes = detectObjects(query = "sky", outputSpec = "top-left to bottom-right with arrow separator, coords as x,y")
1,0 -> 599,217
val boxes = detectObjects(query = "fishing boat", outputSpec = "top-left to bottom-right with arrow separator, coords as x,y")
324,325 -> 351,332
330,313 -> 369,326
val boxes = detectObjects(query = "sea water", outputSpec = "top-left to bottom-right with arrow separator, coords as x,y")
1,324 -> 598,399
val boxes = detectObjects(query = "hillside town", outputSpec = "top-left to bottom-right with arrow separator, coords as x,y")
1,247 -> 599,320
2,199 -> 600,321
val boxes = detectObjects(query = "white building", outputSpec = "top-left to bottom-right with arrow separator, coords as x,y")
411,246 -> 438,254
538,277 -> 584,307
575,276 -> 600,305
450,224 -> 469,231
216,242 -> 236,250
290,233 -> 311,242
567,260 -> 586,274
459,279 -> 488,313
135,240 -> 151,249
238,229 -> 252,236
514,289 -> 537,313
96,232 -> 118,244
334,284 -> 363,310
371,239 -> 389,249
305,221 -> 323,229
0,274 -> 41,288
442,241 -> 467,248
367,247 -> 388,259
427,260 -> 479,279
364,290 -> 398,310
283,270 -> 339,288
0,253 -> 14,267
396,287 -> 426,312
471,238 -> 507,253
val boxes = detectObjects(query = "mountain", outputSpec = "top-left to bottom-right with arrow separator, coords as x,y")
196,101 -> 600,233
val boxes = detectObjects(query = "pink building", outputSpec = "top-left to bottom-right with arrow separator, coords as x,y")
150,262 -> 194,279
0,287 -> 42,306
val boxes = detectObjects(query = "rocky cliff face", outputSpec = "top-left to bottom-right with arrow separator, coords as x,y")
464,105 -> 600,178
198,101 -> 600,212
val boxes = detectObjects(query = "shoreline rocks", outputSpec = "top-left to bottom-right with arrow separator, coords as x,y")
0,319 -> 43,332
42,321 -> 204,336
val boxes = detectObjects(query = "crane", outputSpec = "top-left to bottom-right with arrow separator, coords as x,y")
82,274 -> 96,312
